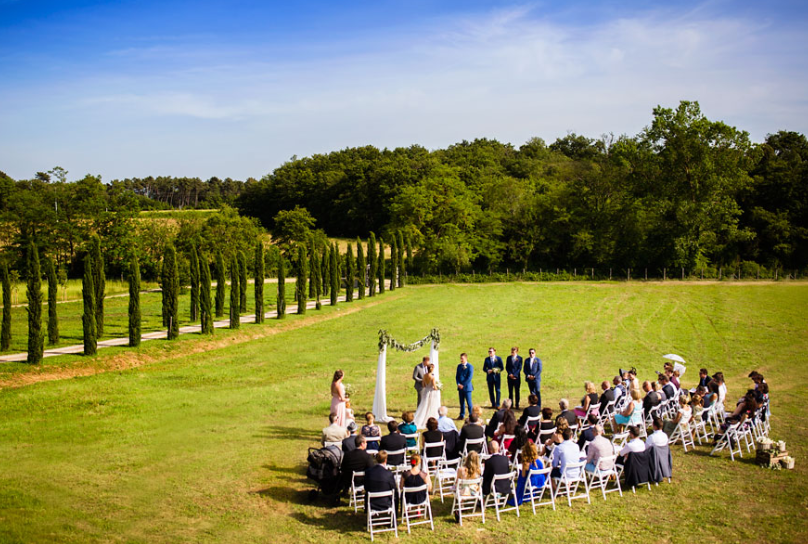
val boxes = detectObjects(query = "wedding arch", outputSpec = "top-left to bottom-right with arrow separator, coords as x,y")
372,328 -> 441,422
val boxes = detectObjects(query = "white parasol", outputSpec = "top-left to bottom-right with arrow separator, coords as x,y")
662,354 -> 686,376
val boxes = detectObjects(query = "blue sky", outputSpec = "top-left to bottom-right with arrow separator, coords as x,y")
1,0 -> 807,181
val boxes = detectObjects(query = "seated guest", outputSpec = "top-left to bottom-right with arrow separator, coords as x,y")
380,420 -> 407,465
619,425 -> 645,459
613,375 -> 626,401
659,374 -> 675,401
482,441 -> 511,496
653,380 -> 667,402
342,421 -> 359,452
626,369 -> 640,393
713,372 -> 727,407
340,435 -> 376,495
400,453 -> 432,503
584,425 -> 614,473
556,399 -> 577,427
702,381 -> 719,411
574,381 -> 599,418
494,409 -> 518,451
399,411 -> 418,447
365,451 -> 397,511
663,396 -> 692,436
642,380 -> 662,414
361,412 -> 382,452
690,394 -> 705,423
421,417 -> 444,459
465,404 -> 485,427
758,382 -> 769,403
577,413 -> 599,450
614,389 -> 643,430
698,368 -> 710,389
646,417 -> 669,449
713,390 -> 759,444
455,451 -> 482,496
322,412 -> 348,447
508,442 -> 545,506
437,406 -> 458,433
670,369 -> 681,390
550,427 -> 580,485
486,399 -> 512,439
508,426 -> 530,459
518,394 -> 542,428
539,407 -> 555,432
598,381 -> 615,415
544,417 -> 569,455
458,413 -> 485,454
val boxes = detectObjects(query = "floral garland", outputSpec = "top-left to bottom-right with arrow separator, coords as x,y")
378,328 -> 440,353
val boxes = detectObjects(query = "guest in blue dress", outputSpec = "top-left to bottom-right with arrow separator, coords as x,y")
508,442 -> 545,506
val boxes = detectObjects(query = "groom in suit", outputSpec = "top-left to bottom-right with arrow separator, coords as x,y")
456,353 -> 474,420
483,347 -> 504,409
524,348 -> 543,408
506,346 -> 523,409
413,356 -> 429,408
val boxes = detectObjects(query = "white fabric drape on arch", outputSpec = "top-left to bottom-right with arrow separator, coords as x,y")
371,337 -> 440,423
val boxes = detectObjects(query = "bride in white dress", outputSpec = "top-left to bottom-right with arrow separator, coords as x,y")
413,364 -> 441,430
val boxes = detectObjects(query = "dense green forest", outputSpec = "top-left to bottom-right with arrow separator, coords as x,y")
237,101 -> 807,275
2,101 -> 807,279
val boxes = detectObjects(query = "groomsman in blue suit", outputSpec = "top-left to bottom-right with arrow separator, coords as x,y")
483,347 -> 504,409
506,346 -> 523,409
456,353 -> 474,419
524,348 -> 543,407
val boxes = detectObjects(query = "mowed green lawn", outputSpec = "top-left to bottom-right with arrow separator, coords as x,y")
0,282 -> 806,543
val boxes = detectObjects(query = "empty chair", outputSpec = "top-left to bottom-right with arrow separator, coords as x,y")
669,420 -> 695,452
710,422 -> 744,461
366,490 -> 397,541
435,457 -> 461,503
349,470 -> 366,513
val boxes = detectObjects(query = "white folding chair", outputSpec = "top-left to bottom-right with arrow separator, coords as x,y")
500,435 -> 516,458
538,427 -> 556,445
366,490 -> 397,541
552,461 -> 590,507
586,455 -> 622,500
568,424 -> 579,440
710,422 -> 743,460
483,471 -> 520,521
421,441 -> 446,475
403,433 -> 420,457
611,431 -> 629,450
451,477 -> 485,525
385,448 -> 407,471
349,470 -> 365,513
462,437 -> 488,457
365,435 -> 381,452
523,415 -> 541,432
670,420 -> 695,452
401,483 -> 434,533
435,457 -> 460,503
524,466 -> 555,514
598,400 -> 616,426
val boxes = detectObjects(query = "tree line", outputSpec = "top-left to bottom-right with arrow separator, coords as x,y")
236,101 -> 808,275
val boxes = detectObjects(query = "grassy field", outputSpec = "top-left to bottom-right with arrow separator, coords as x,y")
0,280 -> 299,356
0,282 -> 806,543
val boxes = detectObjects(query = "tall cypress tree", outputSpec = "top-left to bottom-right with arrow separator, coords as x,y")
82,254 -> 97,356
296,244 -> 308,314
330,242 -> 339,306
378,236 -> 385,294
368,232 -> 377,296
406,234 -> 413,279
277,253 -> 286,319
164,244 -> 180,339
200,255 -> 214,334
308,239 -> 317,299
91,235 -> 105,337
356,238 -> 365,300
189,244 -> 200,322
46,256 -> 58,345
254,242 -> 264,323
26,242 -> 44,364
230,253 -> 240,329
389,235 -> 397,292
397,231 -> 405,287
238,250 -> 248,313
1,263 -> 11,351
321,244 -> 330,298
312,247 -> 322,310
128,254 -> 141,347
215,251 -> 226,317
345,243 -> 354,302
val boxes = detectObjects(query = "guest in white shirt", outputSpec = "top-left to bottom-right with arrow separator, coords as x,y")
551,427 -> 581,485
713,372 -> 727,407
619,426 -> 645,459
646,417 -> 669,449
436,406 -> 458,433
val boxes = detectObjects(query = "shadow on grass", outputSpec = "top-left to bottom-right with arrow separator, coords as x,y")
290,511 -> 364,535
255,425 -> 321,442
684,448 -> 759,465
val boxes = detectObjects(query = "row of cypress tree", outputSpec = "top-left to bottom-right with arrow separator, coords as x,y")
2,234 -> 407,361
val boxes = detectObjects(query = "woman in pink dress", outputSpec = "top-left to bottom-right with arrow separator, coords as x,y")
330,369 -> 348,426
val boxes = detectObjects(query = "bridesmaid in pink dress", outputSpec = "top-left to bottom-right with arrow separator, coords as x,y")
330,369 -> 348,426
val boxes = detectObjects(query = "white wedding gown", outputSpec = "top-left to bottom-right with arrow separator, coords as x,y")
413,375 -> 442,430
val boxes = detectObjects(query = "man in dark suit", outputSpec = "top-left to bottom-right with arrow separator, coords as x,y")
340,435 -> 376,495
413,356 -> 429,409
598,380 -> 616,416
341,421 -> 359,452
485,399 -> 512,439
659,375 -> 676,400
642,380 -> 661,415
482,441 -> 512,496
456,353 -> 474,419
698,368 -> 710,389
518,394 -> 542,427
483,347 -> 504,408
523,348 -> 543,407
577,413 -> 598,449
505,346 -> 523,409
379,420 -> 407,466
457,413 -> 485,455
364,451 -> 398,511
556,399 -> 577,427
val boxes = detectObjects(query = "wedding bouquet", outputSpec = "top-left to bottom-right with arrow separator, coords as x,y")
434,380 -> 444,391
344,383 -> 355,398
491,368 -> 502,374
